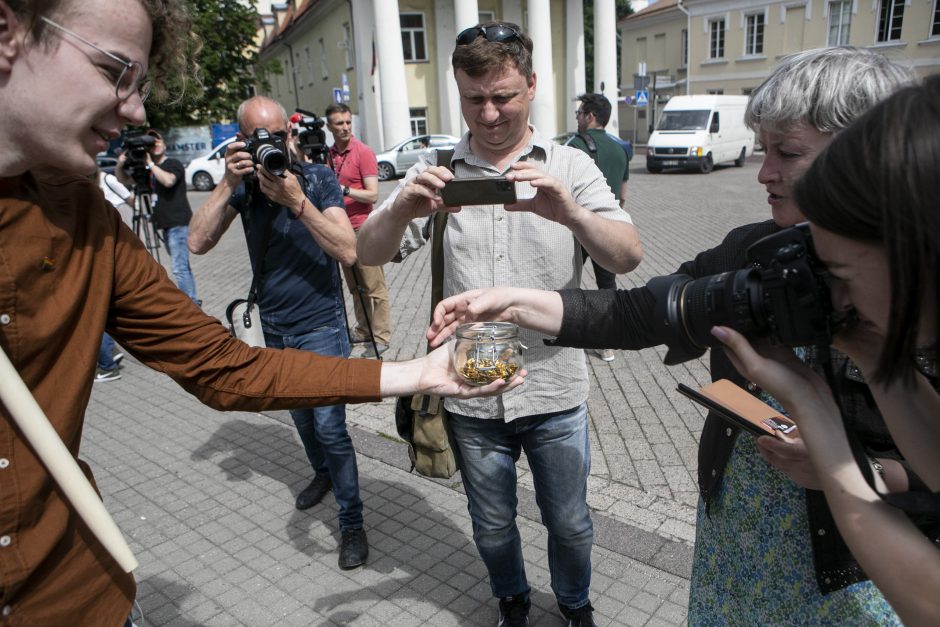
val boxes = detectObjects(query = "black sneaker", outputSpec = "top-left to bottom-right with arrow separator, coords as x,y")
338,528 -> 368,570
295,474 -> 332,510
560,602 -> 597,627
497,595 -> 530,627
94,367 -> 121,383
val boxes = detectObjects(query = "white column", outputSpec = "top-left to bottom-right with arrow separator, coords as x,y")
527,0 -> 556,137
565,0 -> 586,133
454,0 -> 479,30
373,0 -> 411,149
350,0 -> 381,148
434,0 -> 461,136
452,0 -> 480,135
501,0 -> 522,27
594,0 -> 619,134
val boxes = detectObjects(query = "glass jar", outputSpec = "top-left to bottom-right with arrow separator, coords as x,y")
453,322 -> 524,386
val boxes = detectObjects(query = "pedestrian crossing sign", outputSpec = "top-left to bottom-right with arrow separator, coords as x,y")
635,90 -> 649,107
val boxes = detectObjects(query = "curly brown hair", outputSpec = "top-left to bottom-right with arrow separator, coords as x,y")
7,0 -> 201,103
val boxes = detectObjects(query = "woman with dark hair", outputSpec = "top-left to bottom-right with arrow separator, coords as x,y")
713,76 -> 940,624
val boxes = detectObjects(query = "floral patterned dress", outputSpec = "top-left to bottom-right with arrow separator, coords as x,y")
687,432 -> 900,625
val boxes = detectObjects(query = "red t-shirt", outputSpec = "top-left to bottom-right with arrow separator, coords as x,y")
329,136 -> 379,228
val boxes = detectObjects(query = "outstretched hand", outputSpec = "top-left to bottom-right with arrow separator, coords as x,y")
427,288 -> 517,347
418,341 -> 526,398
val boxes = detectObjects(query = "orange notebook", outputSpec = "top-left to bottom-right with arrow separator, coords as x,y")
678,379 -> 799,437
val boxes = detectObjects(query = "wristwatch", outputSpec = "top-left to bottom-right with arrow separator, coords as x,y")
342,185 -> 350,196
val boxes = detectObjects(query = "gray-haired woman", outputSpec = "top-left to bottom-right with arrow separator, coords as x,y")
428,46 -> 926,623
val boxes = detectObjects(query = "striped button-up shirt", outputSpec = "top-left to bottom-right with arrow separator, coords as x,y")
374,127 -> 634,421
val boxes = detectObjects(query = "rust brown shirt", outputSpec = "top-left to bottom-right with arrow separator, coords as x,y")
0,173 -> 382,625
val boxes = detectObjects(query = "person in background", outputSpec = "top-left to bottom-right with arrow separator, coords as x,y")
427,47 -> 923,625
189,95 -> 369,571
0,1 -> 523,622
118,128 -> 201,306
356,21 -> 642,627
325,102 -> 392,358
568,92 -> 630,362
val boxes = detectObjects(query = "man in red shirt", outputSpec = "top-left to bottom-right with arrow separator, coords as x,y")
326,103 -> 392,358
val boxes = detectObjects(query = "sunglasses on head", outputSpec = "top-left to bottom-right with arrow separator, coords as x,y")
456,24 -> 521,46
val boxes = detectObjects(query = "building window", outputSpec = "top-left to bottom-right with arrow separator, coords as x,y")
680,29 -> 688,67
401,13 -> 427,62
932,0 -> 940,37
709,18 -> 725,59
343,22 -> 354,69
318,38 -> 328,80
744,13 -> 764,55
410,108 -> 428,136
828,1 -> 852,46
479,11 -> 495,23
706,88 -> 724,95
877,0 -> 905,42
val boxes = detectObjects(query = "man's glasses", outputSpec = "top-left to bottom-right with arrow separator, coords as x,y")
41,17 -> 152,103
456,24 -> 522,46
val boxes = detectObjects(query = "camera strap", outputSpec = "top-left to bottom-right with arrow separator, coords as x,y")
244,189 -> 276,309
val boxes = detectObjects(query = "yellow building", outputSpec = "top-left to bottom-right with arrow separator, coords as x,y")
258,1 -> 633,151
620,0 -> 940,142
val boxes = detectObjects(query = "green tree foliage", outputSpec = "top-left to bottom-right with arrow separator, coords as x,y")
583,0 -> 633,93
146,0 -> 280,130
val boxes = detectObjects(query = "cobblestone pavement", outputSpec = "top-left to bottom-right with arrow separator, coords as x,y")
84,155 -> 767,625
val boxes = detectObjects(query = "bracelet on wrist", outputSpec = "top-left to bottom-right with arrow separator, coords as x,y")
293,198 -> 306,219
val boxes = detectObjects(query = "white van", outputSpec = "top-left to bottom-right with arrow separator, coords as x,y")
646,95 -> 754,174
185,136 -> 236,191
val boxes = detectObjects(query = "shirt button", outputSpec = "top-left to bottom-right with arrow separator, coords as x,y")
0,313 -> 10,325
0,535 -> 11,546
0,458 -> 8,469
824,577 -> 831,584
726,428 -> 733,437
496,254 -> 503,261
817,528 -> 826,536
711,469 -> 717,477
1,605 -> 9,617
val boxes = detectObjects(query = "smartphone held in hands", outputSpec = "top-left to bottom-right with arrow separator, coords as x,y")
440,176 -> 517,207
678,379 -> 798,437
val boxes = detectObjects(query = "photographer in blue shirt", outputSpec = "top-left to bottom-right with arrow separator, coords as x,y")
189,95 -> 368,570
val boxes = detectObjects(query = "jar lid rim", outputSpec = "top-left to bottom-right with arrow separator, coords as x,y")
456,321 -> 519,339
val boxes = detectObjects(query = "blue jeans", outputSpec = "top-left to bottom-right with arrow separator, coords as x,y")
98,333 -> 117,370
264,325 -> 362,530
448,404 -> 593,608
164,226 -> 200,305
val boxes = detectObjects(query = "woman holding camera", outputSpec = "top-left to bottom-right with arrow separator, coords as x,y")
713,76 -> 940,625
429,48 -> 926,623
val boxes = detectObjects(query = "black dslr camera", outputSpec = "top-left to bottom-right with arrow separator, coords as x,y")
292,108 -> 329,165
648,223 -> 853,365
243,127 -> 288,176
121,130 -> 156,188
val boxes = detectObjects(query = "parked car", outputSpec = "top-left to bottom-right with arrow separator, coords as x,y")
375,134 -> 461,181
185,136 -> 237,191
96,153 -> 118,175
552,132 -> 634,161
